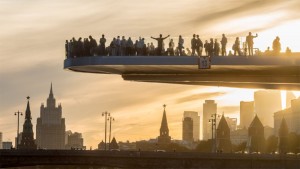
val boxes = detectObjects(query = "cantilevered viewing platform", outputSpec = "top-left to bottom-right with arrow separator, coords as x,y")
64,55 -> 300,90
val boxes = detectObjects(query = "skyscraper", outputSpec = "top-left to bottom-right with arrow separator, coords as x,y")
203,100 -> 217,140
157,105 -> 171,144
240,101 -> 254,129
274,98 -> 300,136
216,115 -> 231,153
18,97 -> 37,150
36,84 -> 66,149
182,117 -> 193,142
183,111 -> 200,141
254,90 -> 281,127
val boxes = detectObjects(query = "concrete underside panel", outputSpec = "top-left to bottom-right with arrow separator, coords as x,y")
64,56 -> 300,90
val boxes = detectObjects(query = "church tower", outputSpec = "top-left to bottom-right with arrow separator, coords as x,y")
278,117 -> 289,154
216,114 -> 231,153
36,83 -> 66,149
18,97 -> 37,149
157,104 -> 171,144
246,115 -> 265,153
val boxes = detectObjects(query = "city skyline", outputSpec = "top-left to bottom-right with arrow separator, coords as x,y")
1,0 -> 300,149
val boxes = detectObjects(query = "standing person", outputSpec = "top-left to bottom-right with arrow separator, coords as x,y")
65,40 -> 69,58
89,35 -> 97,56
83,38 -> 90,56
151,34 -> 170,56
150,42 -> 155,56
116,36 -> 121,56
168,39 -> 175,56
110,38 -> 116,56
121,36 -> 127,56
221,34 -> 227,56
204,40 -> 209,56
191,34 -> 197,56
233,37 -> 241,56
126,37 -> 133,56
99,34 -> 106,55
272,36 -> 281,56
214,39 -> 220,56
178,35 -> 184,56
77,37 -> 84,57
208,38 -> 214,57
196,35 -> 203,56
246,32 -> 258,56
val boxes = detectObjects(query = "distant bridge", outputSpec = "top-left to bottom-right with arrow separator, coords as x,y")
64,55 -> 300,90
1,150 -> 300,169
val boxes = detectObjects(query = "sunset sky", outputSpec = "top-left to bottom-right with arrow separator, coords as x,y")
1,0 -> 300,149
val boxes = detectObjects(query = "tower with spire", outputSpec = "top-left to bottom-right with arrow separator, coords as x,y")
216,114 -> 231,153
18,97 -> 37,149
278,117 -> 289,154
36,83 -> 66,149
157,104 -> 171,144
246,115 -> 265,153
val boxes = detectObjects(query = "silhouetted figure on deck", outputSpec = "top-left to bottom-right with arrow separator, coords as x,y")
126,37 -> 134,56
99,34 -> 106,55
150,42 -> 155,56
221,34 -> 227,56
214,39 -> 220,56
116,36 -> 121,56
246,32 -> 258,56
191,34 -> 197,56
272,36 -> 281,56
204,40 -> 209,56
89,36 -> 97,56
178,35 -> 184,56
196,35 -> 203,56
208,38 -> 214,57
168,39 -> 175,56
77,37 -> 84,57
286,47 -> 292,56
121,36 -> 127,56
151,34 -> 170,56
65,40 -> 69,58
83,38 -> 90,56
110,38 -> 116,56
233,37 -> 241,56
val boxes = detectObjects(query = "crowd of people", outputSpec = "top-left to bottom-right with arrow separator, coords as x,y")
65,32 -> 290,58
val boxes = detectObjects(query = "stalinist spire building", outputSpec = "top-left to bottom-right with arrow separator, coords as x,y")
36,84 -> 66,149
157,104 -> 171,144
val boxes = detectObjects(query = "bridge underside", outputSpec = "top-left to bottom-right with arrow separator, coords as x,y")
64,56 -> 300,90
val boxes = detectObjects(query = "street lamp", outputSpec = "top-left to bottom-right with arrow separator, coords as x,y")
108,116 -> 115,150
209,113 -> 220,153
102,111 -> 110,151
14,110 -> 23,149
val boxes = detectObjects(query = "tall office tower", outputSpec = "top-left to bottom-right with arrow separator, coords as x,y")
182,117 -> 193,142
240,101 -> 254,129
0,132 -> 2,149
18,97 -> 37,150
183,111 -> 200,141
254,90 -> 281,127
36,84 -> 66,149
203,100 -> 217,140
286,91 -> 296,108
157,105 -> 171,144
274,98 -> 300,135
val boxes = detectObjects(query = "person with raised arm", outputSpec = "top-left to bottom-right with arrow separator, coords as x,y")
151,34 -> 170,56
246,32 -> 258,56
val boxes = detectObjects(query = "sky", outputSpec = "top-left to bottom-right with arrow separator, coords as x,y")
1,0 -> 300,149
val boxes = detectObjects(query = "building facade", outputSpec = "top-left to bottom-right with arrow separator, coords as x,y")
274,98 -> 300,136
240,101 -> 254,129
230,127 -> 248,145
203,100 -> 217,140
182,117 -> 193,142
2,142 -> 12,149
246,115 -> 265,153
216,115 -> 232,153
65,131 -> 84,150
183,111 -> 200,141
36,84 -> 66,149
254,90 -> 281,127
0,132 -> 2,149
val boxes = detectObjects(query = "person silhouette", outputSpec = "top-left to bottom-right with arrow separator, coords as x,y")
196,35 -> 203,56
246,32 -> 258,56
191,34 -> 197,56
272,36 -> 281,56
151,34 -> 170,56
99,34 -> 106,55
221,34 -> 227,56
178,35 -> 184,56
